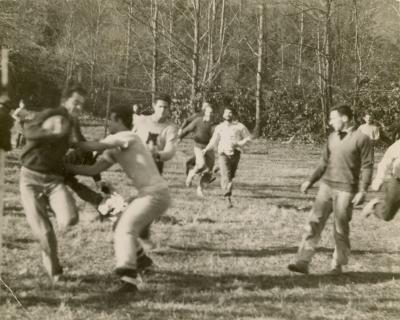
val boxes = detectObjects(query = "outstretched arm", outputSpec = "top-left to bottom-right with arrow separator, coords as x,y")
157,126 -> 178,161
66,158 -> 113,177
203,127 -> 220,152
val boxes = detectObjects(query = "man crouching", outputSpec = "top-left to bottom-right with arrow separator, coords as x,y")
66,104 -> 170,294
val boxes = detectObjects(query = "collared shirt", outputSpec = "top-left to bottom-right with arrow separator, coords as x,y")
375,140 -> 400,183
207,121 -> 251,155
358,123 -> 380,141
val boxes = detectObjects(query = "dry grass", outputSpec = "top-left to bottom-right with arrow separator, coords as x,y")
1,126 -> 400,320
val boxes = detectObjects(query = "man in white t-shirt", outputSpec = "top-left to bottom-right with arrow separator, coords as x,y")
132,94 -> 178,247
203,106 -> 251,208
133,93 -> 178,175
66,104 -> 170,294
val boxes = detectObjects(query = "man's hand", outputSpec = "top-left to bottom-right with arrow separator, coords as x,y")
371,178 -> 383,192
300,181 -> 311,194
352,191 -> 366,206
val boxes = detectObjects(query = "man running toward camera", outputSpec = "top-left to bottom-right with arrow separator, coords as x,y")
288,104 -> 373,275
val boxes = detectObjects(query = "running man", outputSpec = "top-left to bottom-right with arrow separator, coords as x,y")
132,93 -> 178,247
178,101 -> 205,176
133,93 -> 178,174
362,139 -> 400,221
20,85 -> 124,282
288,104 -> 373,275
66,104 -> 170,294
202,106 -> 251,208
178,102 -> 215,197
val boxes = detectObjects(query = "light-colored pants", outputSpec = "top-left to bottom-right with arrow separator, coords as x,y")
296,183 -> 354,266
20,166 -> 78,276
114,187 -> 170,271
193,146 -> 215,186
218,150 -> 241,197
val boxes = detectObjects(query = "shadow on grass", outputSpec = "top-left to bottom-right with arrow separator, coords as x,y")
158,270 -> 400,292
165,245 -> 400,258
5,270 -> 399,315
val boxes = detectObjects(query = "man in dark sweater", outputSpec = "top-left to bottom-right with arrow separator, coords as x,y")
178,102 -> 206,176
288,104 -> 373,275
178,103 -> 215,197
20,86 -> 124,282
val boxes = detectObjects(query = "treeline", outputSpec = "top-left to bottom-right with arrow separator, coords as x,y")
1,0 -> 400,140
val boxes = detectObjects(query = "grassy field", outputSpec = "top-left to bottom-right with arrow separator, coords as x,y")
1,126 -> 400,320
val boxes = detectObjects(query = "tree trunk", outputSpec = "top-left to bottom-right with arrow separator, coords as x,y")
168,0 -> 175,94
352,0 -> 362,109
297,0 -> 304,86
191,0 -> 200,108
254,4 -> 264,138
151,0 -> 159,103
124,0 -> 134,87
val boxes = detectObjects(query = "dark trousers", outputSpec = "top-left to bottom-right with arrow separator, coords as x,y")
218,150 -> 241,197
373,177 -> 400,221
64,150 -> 103,207
185,156 -> 196,175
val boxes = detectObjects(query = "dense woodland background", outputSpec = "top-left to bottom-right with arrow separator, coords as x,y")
1,0 -> 400,140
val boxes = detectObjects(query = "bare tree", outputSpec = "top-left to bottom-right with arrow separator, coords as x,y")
151,0 -> 159,102
254,3 -> 265,138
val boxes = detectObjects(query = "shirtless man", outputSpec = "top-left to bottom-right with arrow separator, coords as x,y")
67,105 -> 171,294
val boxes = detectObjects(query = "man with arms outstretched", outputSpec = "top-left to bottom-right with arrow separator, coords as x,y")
67,105 -> 170,294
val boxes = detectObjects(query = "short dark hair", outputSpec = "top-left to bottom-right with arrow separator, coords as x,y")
331,104 -> 353,120
62,85 -> 87,100
154,93 -> 171,106
110,104 -> 133,129
224,106 -> 238,116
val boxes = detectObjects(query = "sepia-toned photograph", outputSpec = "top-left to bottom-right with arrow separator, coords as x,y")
1,0 -> 400,319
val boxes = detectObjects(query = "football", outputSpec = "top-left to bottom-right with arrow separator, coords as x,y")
41,115 -> 67,134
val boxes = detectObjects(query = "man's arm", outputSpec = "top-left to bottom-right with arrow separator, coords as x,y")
157,125 -> 178,161
180,113 -> 200,130
374,140 -> 400,186
66,158 -> 113,177
24,110 -> 70,141
72,140 -> 126,152
203,126 -> 220,152
178,118 -> 198,140
302,141 -> 330,192
236,124 -> 252,147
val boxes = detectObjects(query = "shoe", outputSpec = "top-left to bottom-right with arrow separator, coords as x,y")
196,186 -> 205,198
288,261 -> 309,274
329,264 -> 342,275
226,197 -> 233,209
362,198 -> 379,219
137,254 -> 154,273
